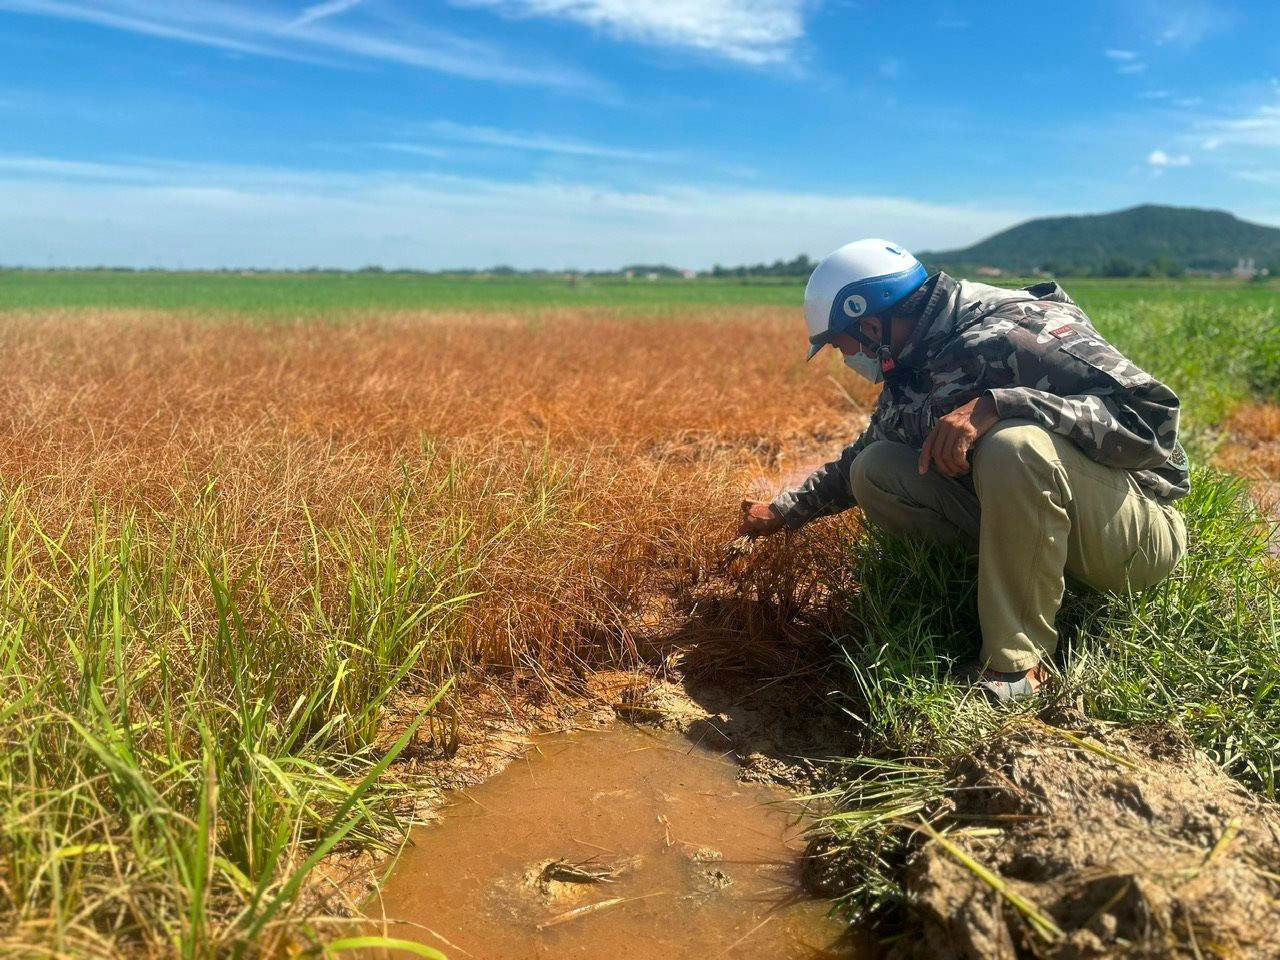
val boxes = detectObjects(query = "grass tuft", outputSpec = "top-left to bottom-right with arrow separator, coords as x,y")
0,494 -> 464,958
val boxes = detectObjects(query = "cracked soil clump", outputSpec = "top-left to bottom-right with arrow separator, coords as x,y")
892,711 -> 1280,959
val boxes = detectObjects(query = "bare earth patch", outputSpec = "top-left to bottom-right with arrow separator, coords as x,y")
891,710 -> 1280,960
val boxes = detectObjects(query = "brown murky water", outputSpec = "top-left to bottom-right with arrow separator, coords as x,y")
371,724 -> 866,959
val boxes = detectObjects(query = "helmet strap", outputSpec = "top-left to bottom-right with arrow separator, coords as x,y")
840,314 -> 897,372
844,325 -> 878,354
878,316 -> 896,373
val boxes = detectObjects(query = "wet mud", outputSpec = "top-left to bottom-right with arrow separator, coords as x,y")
888,709 -> 1280,960
370,724 -> 867,959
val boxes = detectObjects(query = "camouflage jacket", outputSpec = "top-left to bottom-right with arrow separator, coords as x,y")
772,273 -> 1190,529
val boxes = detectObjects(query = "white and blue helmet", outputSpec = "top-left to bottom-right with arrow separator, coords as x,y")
804,239 -> 928,361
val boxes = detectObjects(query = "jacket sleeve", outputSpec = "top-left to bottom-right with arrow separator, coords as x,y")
769,403 -> 886,529
984,324 -> 1181,470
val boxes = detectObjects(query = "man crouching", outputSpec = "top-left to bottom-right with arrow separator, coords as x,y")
739,239 -> 1189,702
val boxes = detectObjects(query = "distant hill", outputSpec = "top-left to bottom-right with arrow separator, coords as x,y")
922,204 -> 1280,274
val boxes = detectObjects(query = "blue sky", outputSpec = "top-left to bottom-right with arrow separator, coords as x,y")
0,0 -> 1276,269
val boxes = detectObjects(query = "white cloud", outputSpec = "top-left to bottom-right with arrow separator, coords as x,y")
1196,102 -> 1280,150
0,0 -> 598,90
371,142 -> 452,160
1141,90 -> 1170,99
0,154 -> 170,181
1143,0 -> 1234,48
451,0 -> 810,65
0,152 -> 1027,270
288,0 -> 366,29
0,0 -> 323,61
1104,49 -> 1147,75
419,121 -> 680,161
1234,169 -> 1280,185
1144,83 -> 1280,186
1147,149 -> 1191,167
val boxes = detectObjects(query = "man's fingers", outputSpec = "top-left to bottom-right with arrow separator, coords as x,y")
934,425 -> 955,475
738,500 -> 784,537
931,429 -> 951,475
738,512 -> 782,538
918,429 -> 937,474
922,404 -> 988,478
928,424 -> 954,476
953,433 -> 974,474
942,425 -> 967,475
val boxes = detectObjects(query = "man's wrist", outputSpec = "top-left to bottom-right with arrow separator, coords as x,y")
980,389 -> 1006,419
975,392 -> 1000,431
768,496 -> 806,530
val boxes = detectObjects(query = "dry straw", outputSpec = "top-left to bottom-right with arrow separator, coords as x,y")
0,306 -> 871,957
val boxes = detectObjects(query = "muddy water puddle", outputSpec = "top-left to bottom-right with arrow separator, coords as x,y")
373,724 -> 864,959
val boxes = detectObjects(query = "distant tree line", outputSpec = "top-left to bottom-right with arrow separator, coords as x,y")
6,252 -> 1279,280
1096,256 -> 1182,278
1042,256 -> 1188,278
926,257 -> 1280,280
708,254 -> 814,278
701,253 -> 1280,281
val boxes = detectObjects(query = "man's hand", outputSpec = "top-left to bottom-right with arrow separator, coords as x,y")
738,500 -> 786,538
918,394 -> 999,477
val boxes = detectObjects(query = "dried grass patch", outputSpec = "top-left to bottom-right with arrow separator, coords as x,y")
0,306 -> 872,669
1216,402 -> 1280,479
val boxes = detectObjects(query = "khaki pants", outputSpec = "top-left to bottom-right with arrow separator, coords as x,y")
848,419 -> 1187,672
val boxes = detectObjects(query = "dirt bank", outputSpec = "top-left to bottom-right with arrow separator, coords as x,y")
887,709 -> 1280,960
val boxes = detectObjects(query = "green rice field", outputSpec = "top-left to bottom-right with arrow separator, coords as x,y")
2,269 -> 1277,315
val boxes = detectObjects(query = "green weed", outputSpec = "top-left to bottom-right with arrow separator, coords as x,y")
1088,298 -> 1280,434
0,270 -> 805,315
0,484 -> 474,958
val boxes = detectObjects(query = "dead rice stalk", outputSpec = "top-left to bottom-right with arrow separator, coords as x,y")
917,817 -> 1065,943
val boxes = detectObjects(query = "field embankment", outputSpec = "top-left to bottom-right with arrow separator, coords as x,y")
0,278 -> 1276,958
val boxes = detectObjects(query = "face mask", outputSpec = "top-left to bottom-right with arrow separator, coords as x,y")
843,351 -> 883,384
